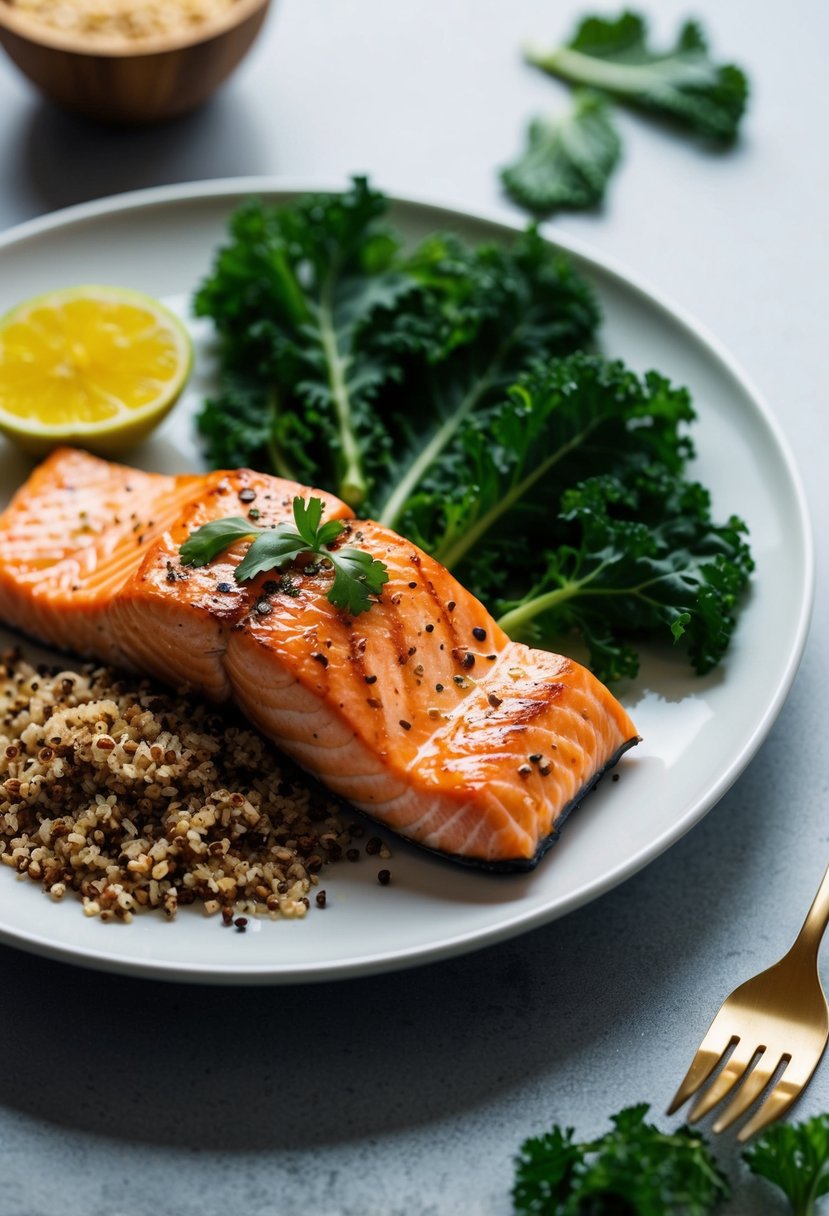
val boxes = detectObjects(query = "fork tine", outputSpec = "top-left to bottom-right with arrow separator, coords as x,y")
666,1024 -> 735,1116
737,1054 -> 820,1142
711,1053 -> 782,1133
687,1037 -> 758,1122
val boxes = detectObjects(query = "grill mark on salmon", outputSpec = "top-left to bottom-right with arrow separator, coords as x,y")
0,448 -> 639,868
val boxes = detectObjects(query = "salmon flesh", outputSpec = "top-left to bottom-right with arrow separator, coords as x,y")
0,448 -> 639,869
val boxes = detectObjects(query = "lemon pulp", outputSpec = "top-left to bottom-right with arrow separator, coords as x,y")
0,285 -> 193,454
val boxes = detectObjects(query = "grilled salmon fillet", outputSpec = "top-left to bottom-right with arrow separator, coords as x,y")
0,448 -> 638,869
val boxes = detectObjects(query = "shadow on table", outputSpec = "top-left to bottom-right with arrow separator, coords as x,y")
0,742 -> 792,1154
13,90 -> 267,215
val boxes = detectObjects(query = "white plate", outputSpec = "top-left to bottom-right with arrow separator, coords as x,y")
0,181 -> 813,984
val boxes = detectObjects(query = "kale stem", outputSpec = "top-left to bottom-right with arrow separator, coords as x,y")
497,582 -> 579,637
317,273 -> 366,508
437,418 -> 600,570
264,388 -> 296,481
527,46 -> 718,95
376,331 -> 521,530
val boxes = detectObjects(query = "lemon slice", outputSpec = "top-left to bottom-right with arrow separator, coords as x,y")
0,285 -> 193,455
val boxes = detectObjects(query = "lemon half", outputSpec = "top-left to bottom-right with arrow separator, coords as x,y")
0,285 -> 193,455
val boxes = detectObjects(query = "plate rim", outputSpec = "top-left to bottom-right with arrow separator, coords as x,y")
0,178 -> 815,984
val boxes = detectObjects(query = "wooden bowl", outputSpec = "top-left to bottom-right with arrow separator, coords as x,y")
0,0 -> 271,125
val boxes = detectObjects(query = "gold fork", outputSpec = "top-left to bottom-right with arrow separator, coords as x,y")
667,862 -> 829,1142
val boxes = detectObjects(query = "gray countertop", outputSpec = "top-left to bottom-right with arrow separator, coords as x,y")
0,2 -> 826,1213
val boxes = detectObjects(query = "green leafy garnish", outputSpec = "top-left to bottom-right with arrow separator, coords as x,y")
526,12 -> 748,143
744,1113 -> 829,1216
501,90 -> 622,216
179,497 -> 388,616
513,1104 -> 730,1214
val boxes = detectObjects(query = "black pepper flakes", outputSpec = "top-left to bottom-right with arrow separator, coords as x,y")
612,772 -> 620,782
435,683 -> 444,692
364,674 -> 377,684
461,652 -> 475,669
487,692 -> 503,708
399,719 -> 412,731
517,764 -> 532,778
346,848 -> 360,863
425,623 -> 435,633
315,890 -> 327,909
234,916 -> 248,932
365,836 -> 382,856
311,652 -> 329,667
472,626 -> 486,641
529,753 -> 542,764
447,601 -> 456,612
378,869 -> 391,886
408,581 -> 417,589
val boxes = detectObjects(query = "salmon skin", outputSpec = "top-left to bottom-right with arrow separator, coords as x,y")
0,448 -> 639,870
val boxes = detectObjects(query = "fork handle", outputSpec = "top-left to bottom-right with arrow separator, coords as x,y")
792,862 -> 829,960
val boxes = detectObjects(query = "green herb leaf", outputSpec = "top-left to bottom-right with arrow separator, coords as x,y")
527,12 -> 749,143
179,497 -> 387,617
234,529 -> 310,582
179,517 -> 257,567
513,1104 -> 730,1215
292,495 -> 325,547
744,1113 -> 829,1216
328,547 -> 390,615
502,90 -> 622,216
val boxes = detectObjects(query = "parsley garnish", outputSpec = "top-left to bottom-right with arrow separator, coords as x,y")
744,1114 -> 829,1216
179,497 -> 388,616
513,1104 -> 729,1215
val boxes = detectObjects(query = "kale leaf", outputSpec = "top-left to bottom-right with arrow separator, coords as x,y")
513,1104 -> 730,1215
402,353 -> 694,579
744,1113 -> 829,1216
370,229 -> 600,529
496,463 -> 754,683
194,177 -> 421,508
502,90 -> 622,216
526,12 -> 748,143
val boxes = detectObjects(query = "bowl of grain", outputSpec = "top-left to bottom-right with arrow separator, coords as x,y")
0,0 -> 271,124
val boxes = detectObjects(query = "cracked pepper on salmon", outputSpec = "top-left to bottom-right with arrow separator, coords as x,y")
0,448 -> 639,869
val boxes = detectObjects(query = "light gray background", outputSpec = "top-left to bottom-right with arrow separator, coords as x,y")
0,2 -> 826,1213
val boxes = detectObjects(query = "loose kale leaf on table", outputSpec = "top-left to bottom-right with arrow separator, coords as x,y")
502,89 -> 622,216
526,11 -> 748,143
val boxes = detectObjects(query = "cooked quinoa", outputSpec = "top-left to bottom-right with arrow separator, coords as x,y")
0,651 -> 385,923
5,0 -> 241,41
